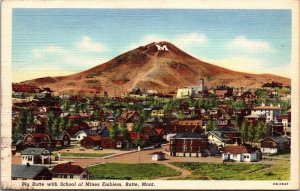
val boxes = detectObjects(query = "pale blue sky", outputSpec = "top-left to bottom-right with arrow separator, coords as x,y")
12,9 -> 291,82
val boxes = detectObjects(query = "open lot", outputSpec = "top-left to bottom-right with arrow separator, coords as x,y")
87,163 -> 180,180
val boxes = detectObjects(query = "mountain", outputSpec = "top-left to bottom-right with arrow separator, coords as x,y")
22,41 -> 290,96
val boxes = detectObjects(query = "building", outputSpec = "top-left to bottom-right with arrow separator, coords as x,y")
169,132 -> 208,157
21,147 -> 51,165
53,131 -> 71,147
260,136 -> 290,155
250,103 -> 281,122
150,152 -> 166,161
176,87 -> 195,98
71,130 -> 88,142
222,145 -> 259,162
22,133 -> 54,149
151,109 -> 172,118
12,164 -> 52,180
80,135 -> 101,148
214,85 -> 233,99
51,163 -> 90,180
207,127 -> 241,148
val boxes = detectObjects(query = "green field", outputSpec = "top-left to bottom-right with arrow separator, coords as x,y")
171,162 -> 290,180
60,153 -> 114,158
87,163 -> 180,180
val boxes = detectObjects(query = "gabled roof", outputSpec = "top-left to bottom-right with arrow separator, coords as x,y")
207,131 -> 229,142
128,132 -> 147,141
223,145 -> 253,154
170,132 -> 204,139
155,128 -> 164,136
261,136 -> 290,144
84,135 -> 101,141
12,165 -> 51,179
252,106 -> 281,110
30,133 -> 50,138
51,163 -> 85,175
21,147 -> 50,156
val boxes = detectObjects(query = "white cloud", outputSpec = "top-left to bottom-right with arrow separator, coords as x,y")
205,56 -> 290,78
75,36 -> 107,52
226,36 -> 275,53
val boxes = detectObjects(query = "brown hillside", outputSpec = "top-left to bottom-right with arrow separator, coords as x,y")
23,41 -> 291,96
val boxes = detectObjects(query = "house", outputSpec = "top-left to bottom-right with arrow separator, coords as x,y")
176,87 -> 195,98
150,152 -> 165,161
222,145 -> 259,162
80,135 -> 101,148
206,131 -> 229,148
51,163 -> 90,180
260,136 -> 290,155
12,164 -> 52,180
71,130 -> 88,142
151,109 -> 172,118
53,131 -> 71,147
21,147 -> 51,165
214,85 -> 233,99
22,133 -> 54,149
250,103 -> 281,122
169,132 -> 208,157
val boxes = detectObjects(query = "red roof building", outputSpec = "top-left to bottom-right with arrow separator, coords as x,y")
51,163 -> 89,180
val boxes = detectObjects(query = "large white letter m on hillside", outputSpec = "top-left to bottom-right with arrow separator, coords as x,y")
155,44 -> 169,51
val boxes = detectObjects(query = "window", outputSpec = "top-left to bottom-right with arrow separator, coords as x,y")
70,175 -> 73,179
64,175 -> 67,178
28,156 -> 32,161
82,174 -> 87,179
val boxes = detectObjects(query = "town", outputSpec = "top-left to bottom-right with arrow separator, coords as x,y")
11,79 -> 291,180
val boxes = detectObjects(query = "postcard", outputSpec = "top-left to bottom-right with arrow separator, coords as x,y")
1,0 -> 299,190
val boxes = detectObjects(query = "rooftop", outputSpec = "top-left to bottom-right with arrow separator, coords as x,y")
21,147 -> 50,156
12,165 -> 51,179
51,163 -> 85,175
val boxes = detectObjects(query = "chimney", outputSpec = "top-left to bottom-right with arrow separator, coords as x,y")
270,103 -> 273,107
261,102 -> 265,107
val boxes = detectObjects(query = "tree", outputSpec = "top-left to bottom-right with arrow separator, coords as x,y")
62,100 -> 71,113
177,110 -> 185,120
206,119 -> 216,132
262,122 -> 269,138
109,122 -> 119,140
46,111 -> 55,135
15,109 -> 30,135
120,122 -> 129,139
255,122 -> 263,142
53,118 -> 62,137
247,123 -> 255,145
241,122 -> 248,143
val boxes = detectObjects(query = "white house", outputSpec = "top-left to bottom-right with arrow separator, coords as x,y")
222,145 -> 259,162
71,130 -> 87,142
206,131 -> 229,148
21,147 -> 51,165
250,103 -> 281,122
151,152 -> 166,161
176,87 -> 195,98
51,163 -> 90,180
260,136 -> 290,155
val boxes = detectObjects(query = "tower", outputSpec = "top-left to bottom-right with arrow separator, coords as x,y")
199,77 -> 204,92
